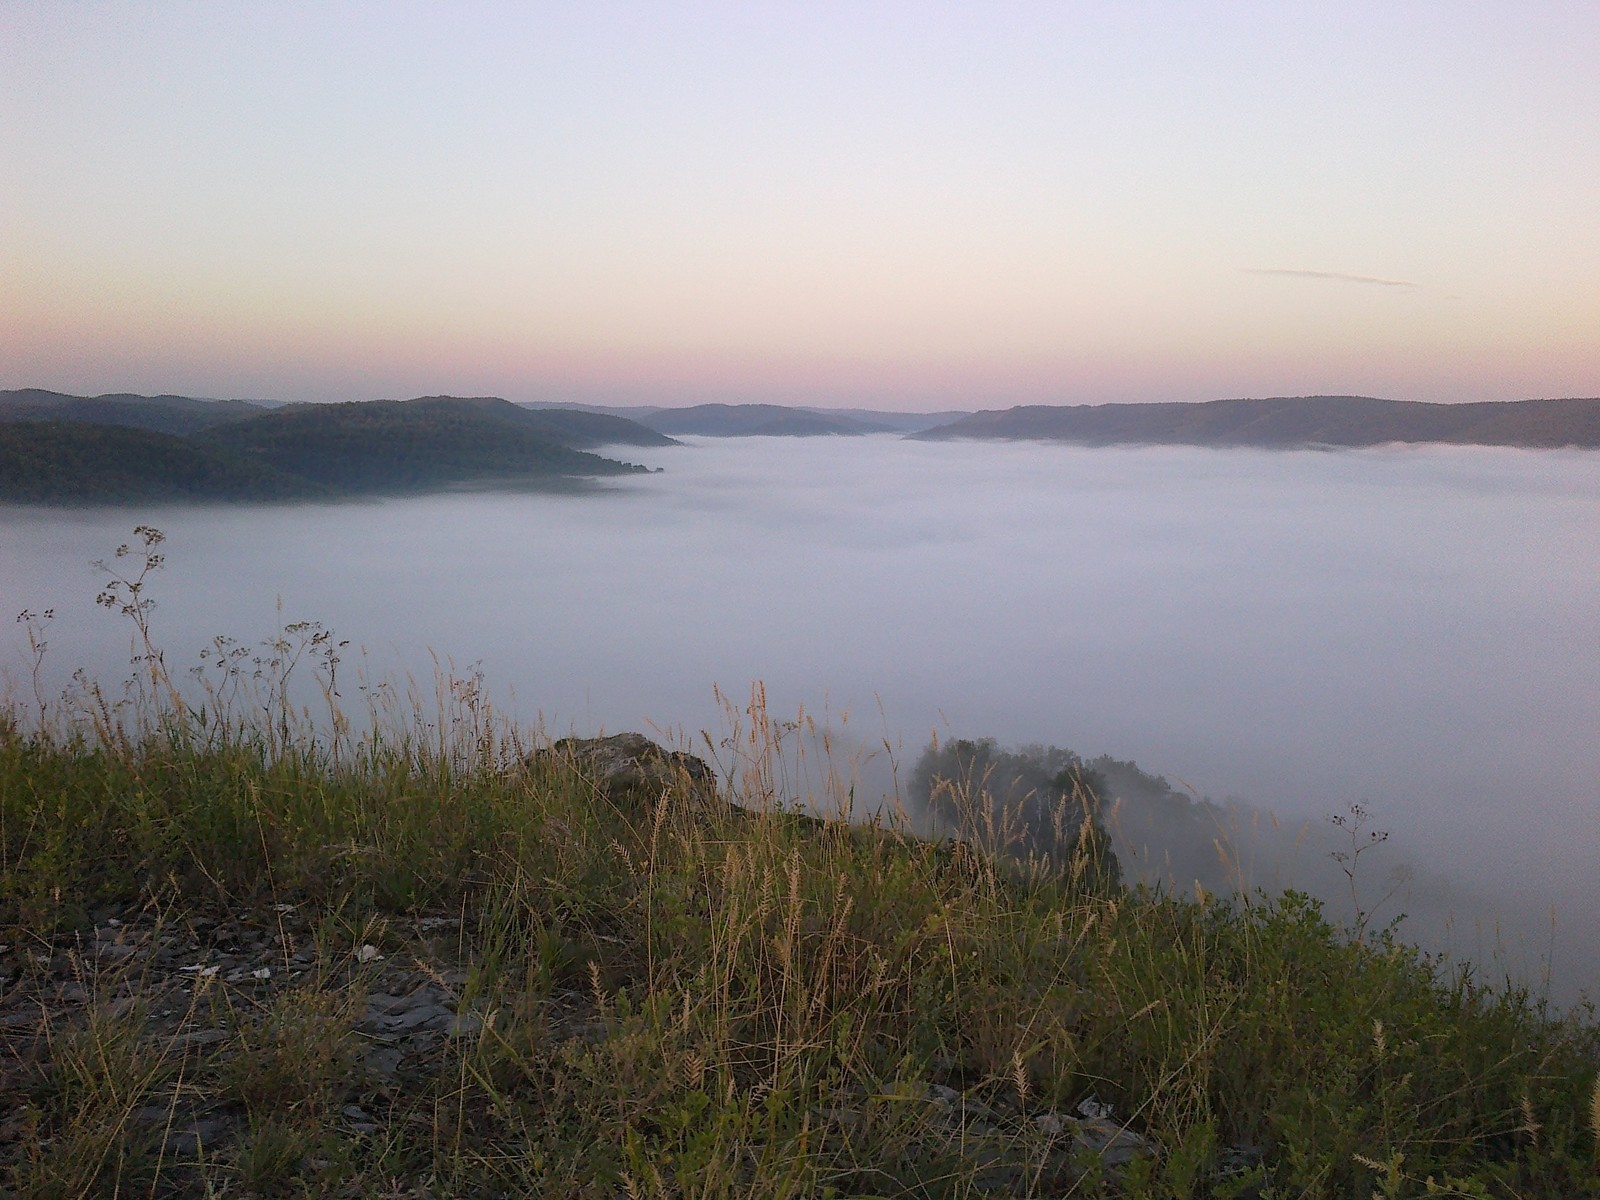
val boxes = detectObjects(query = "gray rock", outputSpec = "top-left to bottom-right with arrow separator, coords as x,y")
163,1116 -> 231,1157
130,1108 -> 232,1158
367,990 -> 429,1016
364,1045 -> 407,1079
341,1103 -> 381,1134
375,1003 -> 453,1033
1074,1115 -> 1154,1167
532,733 -> 721,811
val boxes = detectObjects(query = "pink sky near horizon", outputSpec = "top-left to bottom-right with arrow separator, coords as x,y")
3,3 -> 1598,410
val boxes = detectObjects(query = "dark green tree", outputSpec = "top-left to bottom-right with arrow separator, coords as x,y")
910,737 -> 1121,893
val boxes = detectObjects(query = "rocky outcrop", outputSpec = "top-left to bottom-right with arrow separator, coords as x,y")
531,732 -> 722,811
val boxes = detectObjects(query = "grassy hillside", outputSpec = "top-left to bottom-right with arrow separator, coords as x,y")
1,534 -> 1596,1198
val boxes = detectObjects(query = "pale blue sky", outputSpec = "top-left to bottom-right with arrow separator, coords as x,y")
3,2 -> 1597,407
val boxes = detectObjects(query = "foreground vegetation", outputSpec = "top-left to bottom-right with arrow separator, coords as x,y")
2,538 -> 1597,1197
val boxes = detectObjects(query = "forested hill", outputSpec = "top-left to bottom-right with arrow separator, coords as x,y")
0,390 -> 675,449
0,423 -> 334,503
0,394 -> 660,504
912,395 -> 1600,449
0,388 -> 273,436
635,403 -> 894,436
200,398 -> 654,492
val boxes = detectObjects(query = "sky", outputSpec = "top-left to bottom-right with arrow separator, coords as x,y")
3,2 -> 1598,411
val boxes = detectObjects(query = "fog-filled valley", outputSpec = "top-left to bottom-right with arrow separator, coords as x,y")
4,435 -> 1597,1003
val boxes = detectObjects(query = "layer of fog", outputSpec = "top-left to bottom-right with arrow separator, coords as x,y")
4,436 -> 1597,1002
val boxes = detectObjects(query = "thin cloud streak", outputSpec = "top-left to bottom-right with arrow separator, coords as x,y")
1245,268 -> 1419,289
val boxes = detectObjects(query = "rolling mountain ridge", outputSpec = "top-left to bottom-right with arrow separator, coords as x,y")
912,395 -> 1600,449
0,393 -> 661,503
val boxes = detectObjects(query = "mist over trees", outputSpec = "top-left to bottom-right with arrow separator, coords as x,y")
908,737 -> 1121,894
906,736 -> 1338,909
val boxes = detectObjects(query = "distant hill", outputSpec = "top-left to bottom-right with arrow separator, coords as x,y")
0,395 -> 654,504
200,397 -> 652,492
0,389 -> 271,436
632,403 -> 894,437
367,395 -> 675,448
465,401 -> 678,448
912,396 -> 1600,449
523,401 -> 970,435
0,389 -> 675,450
798,407 -> 972,434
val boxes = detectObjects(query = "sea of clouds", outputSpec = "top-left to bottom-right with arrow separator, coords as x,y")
5,435 -> 1597,1002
